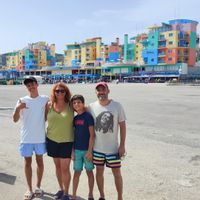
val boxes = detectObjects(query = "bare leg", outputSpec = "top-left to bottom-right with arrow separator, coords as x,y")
35,155 -> 44,188
86,170 -> 94,198
96,166 -> 105,199
60,158 -> 71,195
112,168 -> 123,200
72,171 -> 81,199
24,157 -> 32,192
53,158 -> 63,190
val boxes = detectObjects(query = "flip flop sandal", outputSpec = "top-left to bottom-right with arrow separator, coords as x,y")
34,187 -> 44,197
24,191 -> 34,200
54,190 -> 64,199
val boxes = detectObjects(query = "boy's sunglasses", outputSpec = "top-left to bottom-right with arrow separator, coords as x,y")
55,89 -> 65,94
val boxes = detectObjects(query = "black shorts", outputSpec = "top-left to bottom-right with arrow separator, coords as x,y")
46,137 -> 73,158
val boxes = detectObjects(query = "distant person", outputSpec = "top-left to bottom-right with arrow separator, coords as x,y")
88,82 -> 126,200
46,82 -> 74,200
13,77 -> 49,200
71,94 -> 95,200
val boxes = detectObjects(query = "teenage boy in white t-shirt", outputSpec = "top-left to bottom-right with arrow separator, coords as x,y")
13,77 -> 49,200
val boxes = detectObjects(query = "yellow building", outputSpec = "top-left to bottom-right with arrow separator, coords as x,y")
135,42 -> 144,65
64,37 -> 102,68
80,37 -> 102,67
38,49 -> 47,67
64,43 -> 81,67
162,30 -> 179,48
101,45 -> 109,62
17,50 -> 24,71
6,52 -> 19,69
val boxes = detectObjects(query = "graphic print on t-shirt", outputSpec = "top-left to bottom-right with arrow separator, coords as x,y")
75,119 -> 84,125
95,111 -> 114,134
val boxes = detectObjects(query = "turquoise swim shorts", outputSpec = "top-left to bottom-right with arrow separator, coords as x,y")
73,149 -> 94,171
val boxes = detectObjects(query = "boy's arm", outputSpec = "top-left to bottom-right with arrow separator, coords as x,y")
86,125 -> 95,162
13,107 -> 21,123
118,121 -> 126,157
13,100 -> 26,123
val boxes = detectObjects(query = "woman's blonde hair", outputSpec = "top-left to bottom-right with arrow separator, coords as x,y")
51,82 -> 71,104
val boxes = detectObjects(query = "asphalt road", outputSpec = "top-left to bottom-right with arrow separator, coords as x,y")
0,83 -> 200,200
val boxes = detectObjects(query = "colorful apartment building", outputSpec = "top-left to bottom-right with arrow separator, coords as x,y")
24,42 -> 55,71
6,52 -> 19,69
0,54 -> 7,69
17,50 -> 25,71
102,19 -> 199,80
108,37 -> 122,62
64,43 -> 81,67
139,19 -> 198,67
0,18 -> 199,80
100,45 -> 109,62
80,37 -> 102,67
64,37 -> 102,68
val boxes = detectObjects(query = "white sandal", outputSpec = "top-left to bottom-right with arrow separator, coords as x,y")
24,191 -> 34,200
34,187 -> 44,197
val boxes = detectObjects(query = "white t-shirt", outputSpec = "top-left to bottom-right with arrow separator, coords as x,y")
88,100 -> 126,154
15,95 -> 49,143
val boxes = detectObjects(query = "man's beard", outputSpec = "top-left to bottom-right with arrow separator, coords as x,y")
98,94 -> 108,100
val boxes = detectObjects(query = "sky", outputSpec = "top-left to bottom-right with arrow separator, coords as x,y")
0,0 -> 199,54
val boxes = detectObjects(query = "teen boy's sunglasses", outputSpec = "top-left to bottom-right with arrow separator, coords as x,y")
55,89 -> 65,94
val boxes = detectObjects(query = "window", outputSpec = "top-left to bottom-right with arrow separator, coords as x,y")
151,58 -> 154,62
169,41 -> 173,45
169,33 -> 173,37
168,57 -> 172,61
168,49 -> 172,53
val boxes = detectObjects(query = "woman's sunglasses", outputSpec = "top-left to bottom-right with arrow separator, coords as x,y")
55,89 -> 65,94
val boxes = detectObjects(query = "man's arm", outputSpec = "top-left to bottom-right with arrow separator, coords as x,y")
118,121 -> 126,157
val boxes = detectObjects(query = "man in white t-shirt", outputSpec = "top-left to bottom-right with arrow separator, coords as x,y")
88,82 -> 126,200
13,77 -> 49,200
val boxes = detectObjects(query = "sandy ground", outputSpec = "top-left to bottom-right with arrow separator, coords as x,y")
0,83 -> 200,200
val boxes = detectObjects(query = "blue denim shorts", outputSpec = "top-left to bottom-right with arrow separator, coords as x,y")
73,149 -> 94,171
19,143 -> 46,157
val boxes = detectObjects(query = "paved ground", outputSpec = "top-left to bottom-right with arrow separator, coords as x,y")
0,83 -> 200,200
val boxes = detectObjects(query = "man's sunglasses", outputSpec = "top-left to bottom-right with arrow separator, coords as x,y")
55,89 -> 65,94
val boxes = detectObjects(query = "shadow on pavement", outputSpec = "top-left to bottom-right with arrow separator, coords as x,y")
0,173 -> 16,185
35,192 -> 86,200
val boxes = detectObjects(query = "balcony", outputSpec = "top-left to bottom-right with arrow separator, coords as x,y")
178,53 -> 189,57
158,45 -> 167,49
179,44 -> 189,47
179,35 -> 190,40
158,52 -> 166,57
158,37 -> 166,41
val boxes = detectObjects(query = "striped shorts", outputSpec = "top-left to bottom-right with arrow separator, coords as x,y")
93,150 -> 121,168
